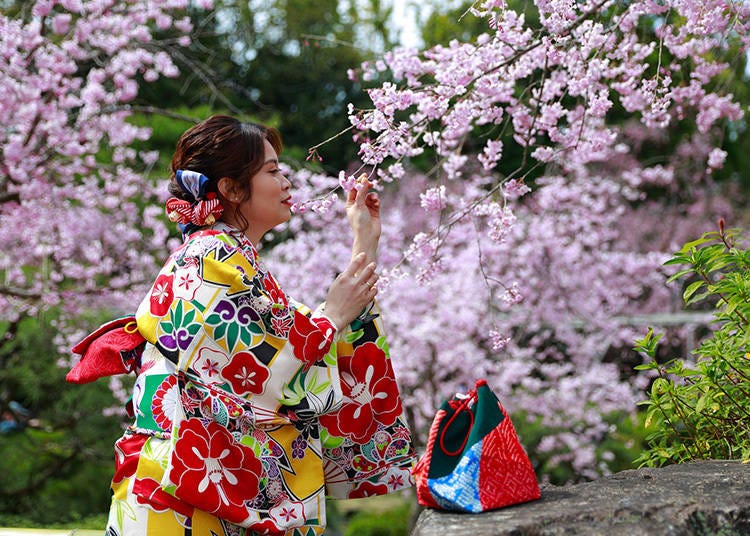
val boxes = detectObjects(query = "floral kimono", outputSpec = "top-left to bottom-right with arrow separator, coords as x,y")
92,223 -> 416,536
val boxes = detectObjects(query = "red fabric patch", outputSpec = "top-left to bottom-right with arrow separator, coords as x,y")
412,409 -> 443,509
149,273 -> 174,316
478,406 -> 541,509
133,476 -> 194,517
349,480 -> 388,498
67,316 -> 145,384
111,434 -> 148,485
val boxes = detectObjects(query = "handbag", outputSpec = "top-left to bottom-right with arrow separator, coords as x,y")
412,379 -> 541,512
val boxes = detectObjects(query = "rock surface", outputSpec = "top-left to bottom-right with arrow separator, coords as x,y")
411,460 -> 749,535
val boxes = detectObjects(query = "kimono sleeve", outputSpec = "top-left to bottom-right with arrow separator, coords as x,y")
319,301 -> 418,499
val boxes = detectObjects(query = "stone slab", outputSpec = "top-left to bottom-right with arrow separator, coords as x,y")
411,460 -> 749,535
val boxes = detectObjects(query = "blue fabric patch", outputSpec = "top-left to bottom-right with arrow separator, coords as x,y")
427,439 -> 483,512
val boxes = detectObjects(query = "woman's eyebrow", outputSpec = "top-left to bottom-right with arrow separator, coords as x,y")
264,158 -> 279,166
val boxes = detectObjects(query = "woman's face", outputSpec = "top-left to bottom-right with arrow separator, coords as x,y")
239,139 -> 292,242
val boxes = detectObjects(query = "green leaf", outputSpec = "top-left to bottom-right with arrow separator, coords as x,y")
321,428 -> 345,449
682,280 -> 705,303
651,377 -> 670,395
227,322 -> 239,351
633,327 -> 663,357
685,291 -> 711,306
678,236 -> 713,253
666,268 -> 695,283
375,335 -> 390,356
323,346 -> 337,366
214,323 -> 226,340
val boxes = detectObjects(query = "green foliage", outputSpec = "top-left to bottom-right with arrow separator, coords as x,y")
514,410 -> 647,484
343,501 -> 413,536
634,224 -> 750,467
0,313 -> 124,525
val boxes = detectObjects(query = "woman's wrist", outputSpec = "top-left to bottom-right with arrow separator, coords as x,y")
351,239 -> 378,264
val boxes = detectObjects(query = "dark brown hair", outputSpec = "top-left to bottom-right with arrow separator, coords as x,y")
169,115 -> 282,231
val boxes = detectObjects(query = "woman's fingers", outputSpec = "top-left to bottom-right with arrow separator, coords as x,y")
346,174 -> 371,207
344,252 -> 368,276
343,257 -> 377,296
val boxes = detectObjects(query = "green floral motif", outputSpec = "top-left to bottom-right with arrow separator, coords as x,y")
280,367 -> 332,408
113,497 -> 136,528
142,437 -> 172,470
158,299 -> 202,352
204,298 -> 264,353
321,428 -> 345,449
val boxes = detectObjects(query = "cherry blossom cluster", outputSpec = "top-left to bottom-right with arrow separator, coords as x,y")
0,0 -> 211,326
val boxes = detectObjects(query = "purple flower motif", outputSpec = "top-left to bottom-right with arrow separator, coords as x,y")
291,436 -> 307,459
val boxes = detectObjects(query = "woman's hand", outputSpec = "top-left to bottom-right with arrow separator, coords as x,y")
346,175 -> 381,264
323,253 -> 378,330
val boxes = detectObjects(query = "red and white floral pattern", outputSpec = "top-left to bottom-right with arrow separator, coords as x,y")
149,273 -> 174,316
173,261 -> 201,301
320,342 -> 402,442
220,350 -> 270,395
170,418 -> 262,523
151,374 -> 179,431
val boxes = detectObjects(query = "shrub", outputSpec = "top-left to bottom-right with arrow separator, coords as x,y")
634,222 -> 750,466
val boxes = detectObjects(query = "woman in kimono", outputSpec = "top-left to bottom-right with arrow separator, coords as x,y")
97,116 -> 416,535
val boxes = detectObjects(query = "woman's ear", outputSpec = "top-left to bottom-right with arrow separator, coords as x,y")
217,177 -> 240,202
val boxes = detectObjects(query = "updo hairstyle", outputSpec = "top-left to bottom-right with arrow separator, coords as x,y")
169,115 -> 282,232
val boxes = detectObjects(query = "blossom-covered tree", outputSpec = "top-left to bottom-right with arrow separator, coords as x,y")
272,0 -> 748,480
0,0 -> 210,326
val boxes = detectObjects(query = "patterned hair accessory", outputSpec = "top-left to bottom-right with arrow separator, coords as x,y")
175,169 -> 210,201
166,193 -> 224,227
166,169 -> 224,229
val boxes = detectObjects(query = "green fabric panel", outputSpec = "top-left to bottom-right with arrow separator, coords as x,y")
427,384 -> 505,479
134,373 -> 169,431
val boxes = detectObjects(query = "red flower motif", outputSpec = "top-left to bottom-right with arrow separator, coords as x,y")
221,351 -> 270,395
170,418 -> 262,521
319,342 -> 402,443
248,518 -> 285,536
270,315 -> 293,337
288,311 -> 333,367
112,434 -> 148,485
149,273 -> 174,316
180,388 -> 200,414
152,375 -> 179,431
262,273 -> 288,307
349,480 -> 388,498
173,263 -> 201,301
133,476 -> 193,516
